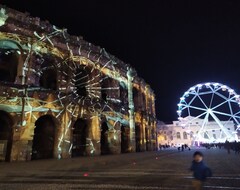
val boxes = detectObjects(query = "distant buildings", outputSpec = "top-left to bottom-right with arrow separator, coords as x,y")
157,117 -> 237,147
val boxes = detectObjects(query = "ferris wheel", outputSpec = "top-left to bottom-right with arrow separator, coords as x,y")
177,82 -> 240,143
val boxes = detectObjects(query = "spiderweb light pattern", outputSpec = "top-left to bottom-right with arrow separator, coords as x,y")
0,6 -> 156,159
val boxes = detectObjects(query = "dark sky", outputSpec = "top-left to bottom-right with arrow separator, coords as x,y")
2,0 -> 240,121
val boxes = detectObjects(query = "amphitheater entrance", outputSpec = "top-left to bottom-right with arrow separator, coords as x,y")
72,119 -> 88,157
32,115 -> 56,160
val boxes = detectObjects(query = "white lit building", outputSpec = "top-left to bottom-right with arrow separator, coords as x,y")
157,117 -> 237,147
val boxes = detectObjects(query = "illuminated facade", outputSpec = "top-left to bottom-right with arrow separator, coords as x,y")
0,6 -> 156,161
157,117 -> 236,147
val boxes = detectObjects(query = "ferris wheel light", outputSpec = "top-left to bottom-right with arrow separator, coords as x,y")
177,82 -> 240,143
228,89 -> 234,94
190,87 -> 195,91
221,85 -> 227,90
180,97 -> 185,101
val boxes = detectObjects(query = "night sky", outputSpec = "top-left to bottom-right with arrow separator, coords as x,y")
2,0 -> 240,122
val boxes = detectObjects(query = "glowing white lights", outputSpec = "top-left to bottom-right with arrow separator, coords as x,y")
177,82 -> 240,143
180,97 -> 185,101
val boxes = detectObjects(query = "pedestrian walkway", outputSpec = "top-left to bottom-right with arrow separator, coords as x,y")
0,148 -> 240,189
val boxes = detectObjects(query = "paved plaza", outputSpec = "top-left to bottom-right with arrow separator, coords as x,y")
0,148 -> 240,190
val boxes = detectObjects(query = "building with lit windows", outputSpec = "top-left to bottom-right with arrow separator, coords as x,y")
157,117 -> 236,147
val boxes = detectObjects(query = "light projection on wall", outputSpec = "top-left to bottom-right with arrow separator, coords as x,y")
0,6 -> 156,161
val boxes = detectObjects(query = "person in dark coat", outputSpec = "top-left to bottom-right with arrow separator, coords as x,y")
190,151 -> 212,190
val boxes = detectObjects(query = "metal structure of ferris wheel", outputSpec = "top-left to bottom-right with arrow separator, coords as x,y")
177,82 -> 240,143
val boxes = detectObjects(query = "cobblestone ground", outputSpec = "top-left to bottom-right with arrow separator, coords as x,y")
0,148 -> 240,190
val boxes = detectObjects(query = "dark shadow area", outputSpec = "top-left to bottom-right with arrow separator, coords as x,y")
121,125 -> 130,153
101,122 -> 109,155
0,110 -> 13,161
135,125 -> 141,152
31,115 -> 56,160
39,63 -> 57,90
0,48 -> 19,83
72,119 -> 88,157
75,66 -> 89,97
145,127 -> 149,151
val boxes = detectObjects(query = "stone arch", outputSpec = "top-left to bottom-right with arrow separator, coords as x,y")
121,125 -> 130,153
72,118 -> 88,157
39,59 -> 58,90
74,66 -> 90,97
119,81 -> 128,104
133,87 -> 139,105
0,110 -> 14,161
101,77 -> 115,102
0,40 -> 22,83
31,114 -> 57,160
101,122 -> 109,155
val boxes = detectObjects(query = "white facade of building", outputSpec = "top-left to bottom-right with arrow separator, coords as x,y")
157,117 -> 237,147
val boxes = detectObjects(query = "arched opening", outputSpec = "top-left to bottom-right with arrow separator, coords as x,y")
183,132 -> 188,139
101,122 -> 109,155
121,125 -> 130,153
176,132 -> 181,139
72,118 -> 88,157
135,125 -> 141,152
145,127 -> 149,151
32,115 -> 56,160
39,61 -> 57,90
119,81 -> 127,104
75,66 -> 89,97
101,77 -> 114,102
133,87 -> 139,106
0,41 -> 20,83
0,111 -> 13,161
40,68 -> 57,90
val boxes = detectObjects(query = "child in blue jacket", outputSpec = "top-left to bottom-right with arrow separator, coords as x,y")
190,151 -> 212,190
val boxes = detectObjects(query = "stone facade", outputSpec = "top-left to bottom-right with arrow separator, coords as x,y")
0,5 -> 157,161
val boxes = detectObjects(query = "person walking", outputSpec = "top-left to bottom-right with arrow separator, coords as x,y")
190,151 -> 212,190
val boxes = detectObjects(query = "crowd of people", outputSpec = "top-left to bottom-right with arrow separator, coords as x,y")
201,141 -> 240,154
159,141 -> 240,154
